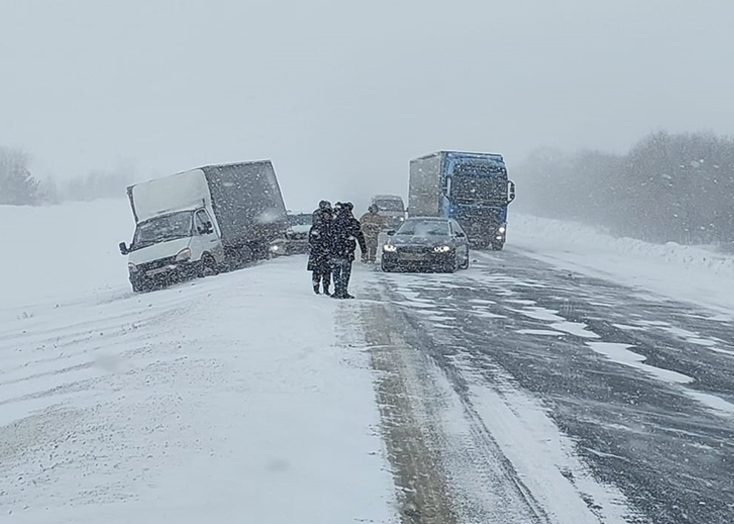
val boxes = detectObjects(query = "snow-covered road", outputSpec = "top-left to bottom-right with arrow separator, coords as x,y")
360,249 -> 734,524
2,201 -> 734,523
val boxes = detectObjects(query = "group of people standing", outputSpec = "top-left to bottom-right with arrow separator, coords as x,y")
307,201 -> 387,299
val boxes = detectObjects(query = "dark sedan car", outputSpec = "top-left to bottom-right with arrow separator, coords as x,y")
381,217 -> 470,273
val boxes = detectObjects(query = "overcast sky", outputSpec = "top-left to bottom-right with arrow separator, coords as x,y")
1,0 -> 733,210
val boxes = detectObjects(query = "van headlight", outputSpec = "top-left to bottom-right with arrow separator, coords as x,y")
433,246 -> 451,253
383,244 -> 397,252
498,226 -> 506,233
175,247 -> 192,262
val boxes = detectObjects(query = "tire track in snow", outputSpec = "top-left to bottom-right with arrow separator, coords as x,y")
356,281 -> 553,524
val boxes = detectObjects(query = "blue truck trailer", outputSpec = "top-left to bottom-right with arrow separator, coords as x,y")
409,151 -> 516,250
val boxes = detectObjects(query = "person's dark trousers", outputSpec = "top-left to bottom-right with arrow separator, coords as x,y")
331,258 -> 353,298
312,268 -> 331,294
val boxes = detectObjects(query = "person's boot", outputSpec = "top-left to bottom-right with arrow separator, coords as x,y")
313,282 -> 321,294
322,284 -> 331,296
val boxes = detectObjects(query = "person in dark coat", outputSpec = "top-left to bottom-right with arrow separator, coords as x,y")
307,207 -> 333,295
330,202 -> 366,299
312,200 -> 332,225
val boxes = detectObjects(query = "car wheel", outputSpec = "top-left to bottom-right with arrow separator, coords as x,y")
381,261 -> 393,272
444,255 -> 458,273
491,241 -> 504,251
459,248 -> 470,269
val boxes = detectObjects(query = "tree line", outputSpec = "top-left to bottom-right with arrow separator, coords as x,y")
513,131 -> 734,244
5,132 -> 734,245
0,146 -> 135,205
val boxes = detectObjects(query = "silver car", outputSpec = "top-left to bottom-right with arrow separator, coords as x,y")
381,217 -> 470,273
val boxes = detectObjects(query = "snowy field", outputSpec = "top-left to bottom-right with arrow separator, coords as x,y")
511,214 -> 734,315
2,200 -> 734,522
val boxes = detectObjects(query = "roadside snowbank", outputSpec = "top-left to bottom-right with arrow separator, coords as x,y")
1,199 -> 133,314
0,200 -> 396,523
511,214 -> 734,313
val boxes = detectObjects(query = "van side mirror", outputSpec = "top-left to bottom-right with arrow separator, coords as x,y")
198,224 -> 213,235
387,230 -> 396,236
455,231 -> 466,238
119,242 -> 129,255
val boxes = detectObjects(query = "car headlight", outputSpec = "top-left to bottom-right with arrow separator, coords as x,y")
269,244 -> 280,252
433,246 -> 451,253
127,262 -> 138,272
498,226 -> 506,233
383,244 -> 397,252
399,216 -> 405,221
175,247 -> 192,262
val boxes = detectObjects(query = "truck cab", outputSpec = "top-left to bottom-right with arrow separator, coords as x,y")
119,207 -> 224,292
409,151 -> 516,250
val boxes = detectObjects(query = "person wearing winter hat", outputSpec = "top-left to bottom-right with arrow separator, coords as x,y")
329,202 -> 366,299
312,200 -> 332,225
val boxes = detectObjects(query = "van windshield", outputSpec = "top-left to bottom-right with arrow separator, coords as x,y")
133,211 -> 194,250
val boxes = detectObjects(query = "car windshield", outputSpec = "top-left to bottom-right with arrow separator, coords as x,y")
396,220 -> 450,236
374,199 -> 404,212
133,211 -> 193,249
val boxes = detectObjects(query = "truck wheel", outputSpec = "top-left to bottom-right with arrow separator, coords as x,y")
198,253 -> 219,277
491,241 -> 505,251
240,245 -> 256,263
475,238 -> 490,250
131,278 -> 147,293
381,261 -> 394,272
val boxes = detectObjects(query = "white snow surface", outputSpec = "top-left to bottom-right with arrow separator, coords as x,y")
4,202 -> 734,523
0,200 -> 395,523
511,213 -> 734,315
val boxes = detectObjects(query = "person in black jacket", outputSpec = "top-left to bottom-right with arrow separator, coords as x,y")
330,202 -> 366,299
312,200 -> 331,225
307,206 -> 333,295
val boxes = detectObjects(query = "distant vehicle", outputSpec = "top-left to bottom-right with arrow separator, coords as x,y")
119,161 -> 287,292
370,194 -> 406,229
381,217 -> 470,273
269,212 -> 312,257
409,151 -> 515,250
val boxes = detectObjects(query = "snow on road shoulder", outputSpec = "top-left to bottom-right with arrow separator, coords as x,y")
1,199 -> 133,321
1,242 -> 396,522
510,213 -> 734,314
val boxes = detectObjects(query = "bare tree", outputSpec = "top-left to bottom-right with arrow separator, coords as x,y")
0,147 -> 41,205
514,131 -> 734,244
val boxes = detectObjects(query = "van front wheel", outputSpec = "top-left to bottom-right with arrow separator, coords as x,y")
131,277 -> 148,293
198,253 -> 219,277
